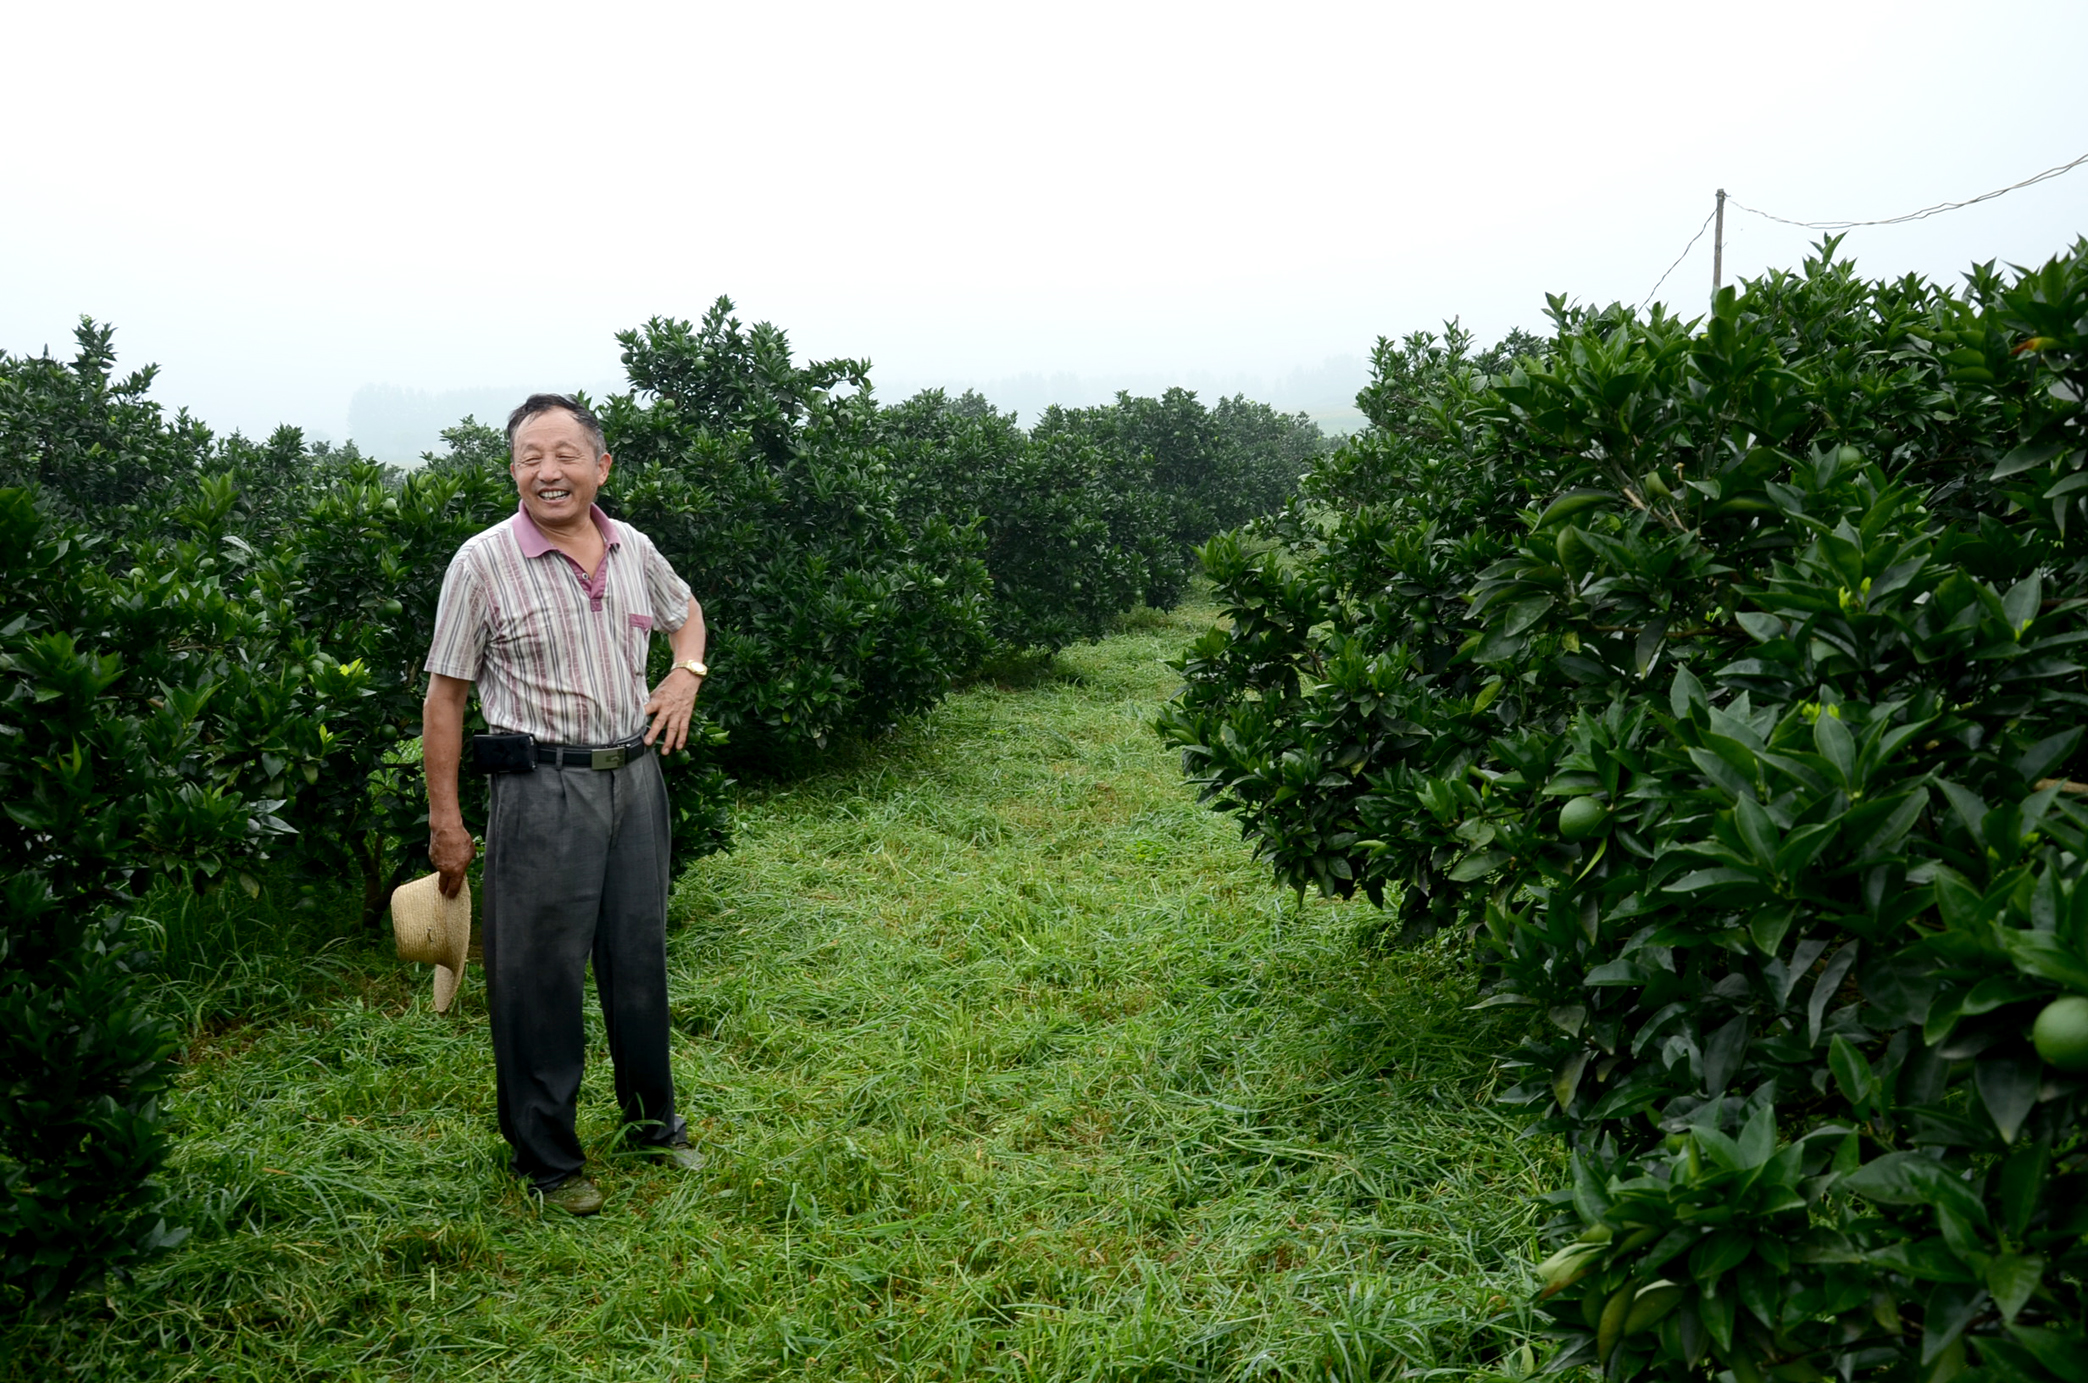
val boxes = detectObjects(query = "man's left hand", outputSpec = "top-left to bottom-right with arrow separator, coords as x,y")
643,668 -> 702,753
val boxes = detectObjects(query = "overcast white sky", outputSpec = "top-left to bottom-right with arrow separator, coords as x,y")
6,0 -> 2085,450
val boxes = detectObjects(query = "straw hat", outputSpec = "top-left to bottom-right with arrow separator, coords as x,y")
391,873 -> 472,1013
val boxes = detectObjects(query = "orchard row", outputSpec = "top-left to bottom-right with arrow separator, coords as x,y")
1163,239 -> 2088,1380
0,298 -> 1320,1311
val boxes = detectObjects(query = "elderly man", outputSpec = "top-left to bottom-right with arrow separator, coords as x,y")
422,393 -> 708,1216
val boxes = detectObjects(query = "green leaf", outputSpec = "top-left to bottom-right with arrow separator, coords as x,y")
1703,1015 -> 1749,1095
1809,941 -> 1860,1047
1959,973 -> 2045,1016
1553,1051 -> 1589,1112
1842,1152 -> 1987,1226
2002,574 -> 2043,630
1637,1225 -> 1701,1277
1870,1237 -> 1980,1284
1448,848 -> 1510,882
1991,439 -> 2067,480
1999,1138 -> 2048,1239
1749,907 -> 1795,955
1861,950 -> 1939,1027
1998,928 -> 2088,992
1666,867 -> 1761,892
1502,596 -> 1555,637
1632,619 -> 1667,678
1734,1256 -> 1780,1334
1569,1150 -> 1609,1221
1734,795 -> 1778,867
1688,1226 -> 1752,1288
2003,1324 -> 2088,1383
1535,489 -> 1610,529
1936,782 -> 1990,841
1933,866 -> 1991,932
1853,788 -> 1928,861
1773,822 -> 1837,878
1698,1285 -> 1736,1354
1987,1252 -> 2043,1324
1921,1282 -> 1987,1364
1735,1100 -> 1775,1167
1974,1055 -> 2040,1144
2044,470 -> 2088,500
1669,665 -> 1708,720
2015,727 -> 2082,786
1694,1123 -> 1747,1174
1736,611 -> 1784,643
1686,746 -> 1755,801
1814,710 -> 1856,787
1828,1035 -> 1873,1108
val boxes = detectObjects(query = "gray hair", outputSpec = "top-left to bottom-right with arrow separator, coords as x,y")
506,393 -> 606,457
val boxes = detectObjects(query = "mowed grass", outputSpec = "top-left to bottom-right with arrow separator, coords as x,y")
13,605 -> 1558,1382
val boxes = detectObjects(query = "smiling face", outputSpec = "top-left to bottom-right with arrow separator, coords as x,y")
510,408 -> 612,533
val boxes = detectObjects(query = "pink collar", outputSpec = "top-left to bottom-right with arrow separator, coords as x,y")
510,502 -> 619,559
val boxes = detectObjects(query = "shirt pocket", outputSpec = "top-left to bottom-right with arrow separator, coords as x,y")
624,608 -> 656,681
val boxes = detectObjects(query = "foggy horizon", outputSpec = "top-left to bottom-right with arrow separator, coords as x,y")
336,352 -> 1377,465
6,1 -> 2085,459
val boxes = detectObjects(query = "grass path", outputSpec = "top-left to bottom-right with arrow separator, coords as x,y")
20,607 -> 1555,1382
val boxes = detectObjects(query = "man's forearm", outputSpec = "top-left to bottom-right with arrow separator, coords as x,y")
669,597 -> 707,669
423,676 -> 469,828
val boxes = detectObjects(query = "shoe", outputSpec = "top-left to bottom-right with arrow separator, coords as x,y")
664,1140 -> 706,1171
543,1175 -> 605,1216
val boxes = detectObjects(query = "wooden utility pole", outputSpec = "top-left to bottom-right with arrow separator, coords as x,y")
1712,189 -> 1727,306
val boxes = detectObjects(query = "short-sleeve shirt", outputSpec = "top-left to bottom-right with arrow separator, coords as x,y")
425,503 -> 694,745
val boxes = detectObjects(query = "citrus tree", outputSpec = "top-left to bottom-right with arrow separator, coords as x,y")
0,484 -> 356,1312
882,388 -> 1179,653
1161,239 -> 2088,1379
602,298 -> 994,768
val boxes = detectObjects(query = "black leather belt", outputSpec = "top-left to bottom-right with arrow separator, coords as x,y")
535,736 -> 650,770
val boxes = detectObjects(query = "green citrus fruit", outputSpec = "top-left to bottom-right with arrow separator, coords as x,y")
1556,525 -> 1593,575
1559,796 -> 1607,841
2032,995 -> 2088,1073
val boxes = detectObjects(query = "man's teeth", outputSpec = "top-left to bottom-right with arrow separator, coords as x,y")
539,490 -> 571,500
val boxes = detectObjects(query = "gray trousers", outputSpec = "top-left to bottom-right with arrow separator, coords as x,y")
483,749 -> 684,1189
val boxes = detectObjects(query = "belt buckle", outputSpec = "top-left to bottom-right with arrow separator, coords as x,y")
591,746 -> 627,771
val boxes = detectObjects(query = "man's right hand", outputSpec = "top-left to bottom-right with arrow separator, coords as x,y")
430,821 -> 477,898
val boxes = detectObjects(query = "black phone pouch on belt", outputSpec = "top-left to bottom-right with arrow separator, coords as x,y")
471,732 -> 536,774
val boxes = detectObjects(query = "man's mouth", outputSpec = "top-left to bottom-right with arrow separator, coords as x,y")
537,489 -> 572,502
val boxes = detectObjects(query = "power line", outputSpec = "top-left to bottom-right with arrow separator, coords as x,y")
1728,151 -> 2088,230
1638,207 -> 1717,312
1638,151 -> 2086,314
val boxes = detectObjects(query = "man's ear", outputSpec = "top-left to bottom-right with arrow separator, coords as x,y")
598,452 -> 614,480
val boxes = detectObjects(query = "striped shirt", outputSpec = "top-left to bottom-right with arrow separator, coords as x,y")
425,503 -> 694,746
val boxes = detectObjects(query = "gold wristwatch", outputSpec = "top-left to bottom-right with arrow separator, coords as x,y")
672,658 -> 708,679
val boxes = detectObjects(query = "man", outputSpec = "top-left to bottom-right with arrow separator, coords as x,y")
422,393 -> 709,1216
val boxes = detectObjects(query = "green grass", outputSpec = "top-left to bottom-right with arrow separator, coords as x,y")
13,605 -> 1557,1381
